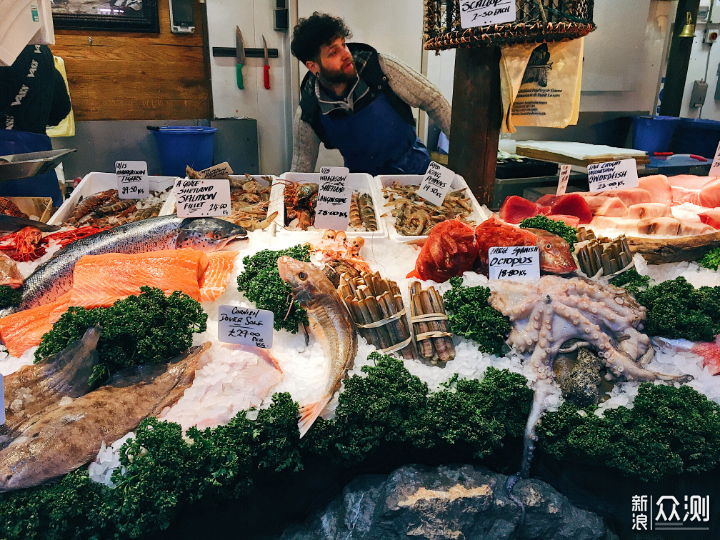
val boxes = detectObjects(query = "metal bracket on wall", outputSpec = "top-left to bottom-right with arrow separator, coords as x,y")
212,47 -> 278,58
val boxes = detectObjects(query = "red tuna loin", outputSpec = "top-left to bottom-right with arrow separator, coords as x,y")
499,196 -> 541,224
547,193 -> 592,224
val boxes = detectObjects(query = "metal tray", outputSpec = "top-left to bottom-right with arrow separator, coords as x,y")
0,149 -> 76,181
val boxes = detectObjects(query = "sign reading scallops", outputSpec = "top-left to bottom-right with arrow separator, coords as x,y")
314,166 -> 351,231
489,246 -> 540,281
587,158 -> 639,193
115,161 -> 149,199
174,178 -> 231,218
460,0 -> 516,29
218,305 -> 274,349
418,161 -> 455,206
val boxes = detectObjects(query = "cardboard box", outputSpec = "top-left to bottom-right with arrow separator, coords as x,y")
8,196 -> 53,223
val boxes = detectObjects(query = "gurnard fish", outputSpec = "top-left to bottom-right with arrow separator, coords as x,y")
0,252 -> 23,288
0,325 -> 101,447
475,216 -> 577,276
0,215 -> 59,234
0,342 -> 209,492
277,257 -> 358,437
13,216 -> 246,313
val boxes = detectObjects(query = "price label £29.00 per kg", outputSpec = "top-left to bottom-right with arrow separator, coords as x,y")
116,161 -> 150,199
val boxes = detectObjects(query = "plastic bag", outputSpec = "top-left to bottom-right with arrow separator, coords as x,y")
47,56 -> 75,138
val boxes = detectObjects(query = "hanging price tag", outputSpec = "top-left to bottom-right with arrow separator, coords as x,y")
418,161 -> 455,206
174,179 -> 231,218
557,164 -> 571,196
459,0 -> 516,29
218,306 -> 274,349
710,142 -> 720,176
587,159 -> 639,193
115,161 -> 149,199
489,246 -> 540,281
314,166 -> 351,231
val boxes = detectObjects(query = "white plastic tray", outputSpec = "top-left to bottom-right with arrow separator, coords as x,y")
272,172 -> 387,239
48,173 -> 178,226
160,175 -> 277,219
372,174 -> 485,244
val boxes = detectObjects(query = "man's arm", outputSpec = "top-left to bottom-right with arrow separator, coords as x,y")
378,53 -> 451,138
291,106 -> 321,172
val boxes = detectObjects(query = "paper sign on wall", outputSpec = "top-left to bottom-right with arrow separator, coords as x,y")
587,159 -> 639,193
218,305 -> 274,349
460,0 -> 516,29
314,166 -> 351,231
489,246 -> 540,281
418,161 -> 455,206
174,179 -> 231,218
710,142 -> 720,176
557,164 -> 571,196
115,161 -> 149,199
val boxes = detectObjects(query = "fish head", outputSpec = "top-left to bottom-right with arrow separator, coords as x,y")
277,256 -> 332,304
528,229 -> 578,274
176,218 -> 247,252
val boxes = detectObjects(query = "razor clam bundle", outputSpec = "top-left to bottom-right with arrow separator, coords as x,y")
409,281 -> 455,364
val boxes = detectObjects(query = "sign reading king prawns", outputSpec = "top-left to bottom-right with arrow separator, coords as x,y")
314,167 -> 351,231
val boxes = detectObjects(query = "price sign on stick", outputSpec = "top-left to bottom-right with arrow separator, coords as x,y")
557,164 -> 571,196
314,166 -> 351,231
460,0 -> 516,29
174,179 -> 231,218
115,161 -> 149,199
218,306 -> 274,349
489,246 -> 540,281
418,161 -> 455,206
710,142 -> 720,176
587,159 -> 639,193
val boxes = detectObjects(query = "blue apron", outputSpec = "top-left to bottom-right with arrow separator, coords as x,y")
0,130 -> 63,206
319,93 -> 431,176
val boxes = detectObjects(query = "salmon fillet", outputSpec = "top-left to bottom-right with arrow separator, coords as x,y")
199,251 -> 239,302
69,249 -> 208,309
0,293 -> 71,358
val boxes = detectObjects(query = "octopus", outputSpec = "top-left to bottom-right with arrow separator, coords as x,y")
489,276 -> 691,481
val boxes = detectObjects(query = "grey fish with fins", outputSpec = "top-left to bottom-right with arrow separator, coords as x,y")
0,215 -> 59,233
14,216 -> 246,313
0,325 -> 101,448
277,256 -> 357,438
0,342 -> 209,492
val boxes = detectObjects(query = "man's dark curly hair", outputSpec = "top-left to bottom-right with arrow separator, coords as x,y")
291,12 -> 352,64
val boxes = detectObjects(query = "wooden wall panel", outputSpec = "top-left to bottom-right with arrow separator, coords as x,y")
51,0 -> 211,121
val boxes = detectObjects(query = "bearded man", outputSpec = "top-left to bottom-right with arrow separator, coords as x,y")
290,12 -> 451,175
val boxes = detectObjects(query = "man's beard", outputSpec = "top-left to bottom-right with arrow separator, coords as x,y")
317,61 -> 357,85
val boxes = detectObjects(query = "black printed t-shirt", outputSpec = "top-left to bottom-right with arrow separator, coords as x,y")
0,45 -> 71,134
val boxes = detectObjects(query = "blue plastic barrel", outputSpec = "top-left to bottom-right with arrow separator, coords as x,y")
670,118 -> 720,159
152,126 -> 217,177
631,116 -> 680,154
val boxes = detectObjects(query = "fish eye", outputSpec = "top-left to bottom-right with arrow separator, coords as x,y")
546,243 -> 552,249
298,271 -> 307,280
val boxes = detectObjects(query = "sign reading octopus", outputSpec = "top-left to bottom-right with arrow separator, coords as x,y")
488,246 -> 540,280
315,166 -> 351,231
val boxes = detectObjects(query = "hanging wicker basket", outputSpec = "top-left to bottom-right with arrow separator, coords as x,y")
424,0 -> 595,50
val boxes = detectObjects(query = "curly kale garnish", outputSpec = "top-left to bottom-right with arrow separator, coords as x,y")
443,277 -> 512,356
699,247 -> 720,271
610,268 -> 651,296
0,285 -> 21,310
34,286 -> 207,386
236,245 -> 310,333
519,214 -> 578,250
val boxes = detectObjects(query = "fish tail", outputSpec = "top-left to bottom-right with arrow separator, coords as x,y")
298,394 -> 332,438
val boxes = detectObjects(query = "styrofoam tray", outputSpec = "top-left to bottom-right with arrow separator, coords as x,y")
372,174 -> 485,244
160,175 -> 277,222
49,172 -> 177,226
272,172 -> 386,239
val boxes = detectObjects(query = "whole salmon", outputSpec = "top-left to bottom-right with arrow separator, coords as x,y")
0,342 -> 209,492
0,325 -> 100,447
277,257 -> 357,437
15,216 -> 246,313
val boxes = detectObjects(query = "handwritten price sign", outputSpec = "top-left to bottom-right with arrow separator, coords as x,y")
218,305 -> 274,349
460,0 -> 516,29
315,166 -> 351,231
710,142 -> 720,176
115,161 -> 149,200
587,159 -> 639,193
418,161 -> 455,206
489,246 -> 540,281
174,179 -> 231,218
